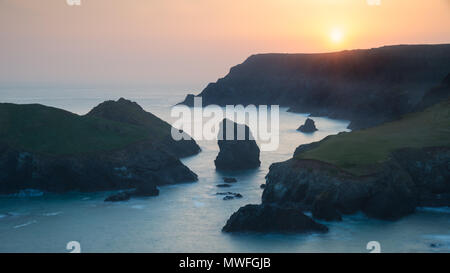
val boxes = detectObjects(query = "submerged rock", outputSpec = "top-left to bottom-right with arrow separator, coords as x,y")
105,191 -> 131,202
297,118 -> 318,133
222,204 -> 328,233
214,119 -> 260,170
223,177 -> 237,183
217,184 -> 232,188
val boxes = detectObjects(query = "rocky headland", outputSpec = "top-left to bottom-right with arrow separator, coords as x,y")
179,44 -> 450,130
0,98 -> 200,195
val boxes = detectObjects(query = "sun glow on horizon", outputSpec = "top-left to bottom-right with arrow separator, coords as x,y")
330,28 -> 344,43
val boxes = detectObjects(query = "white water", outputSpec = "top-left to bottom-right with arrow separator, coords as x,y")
0,86 -> 449,253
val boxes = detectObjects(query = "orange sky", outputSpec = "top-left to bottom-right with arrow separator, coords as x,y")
0,0 -> 449,89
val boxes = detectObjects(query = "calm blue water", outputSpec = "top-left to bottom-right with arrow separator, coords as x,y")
0,86 -> 449,253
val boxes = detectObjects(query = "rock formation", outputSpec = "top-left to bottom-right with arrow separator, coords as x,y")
0,99 -> 199,194
214,119 -> 260,170
222,204 -> 328,233
297,118 -> 318,133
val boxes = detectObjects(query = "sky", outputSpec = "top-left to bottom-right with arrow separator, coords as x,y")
0,0 -> 449,91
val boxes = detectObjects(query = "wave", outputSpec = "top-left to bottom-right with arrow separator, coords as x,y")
13,220 -> 37,229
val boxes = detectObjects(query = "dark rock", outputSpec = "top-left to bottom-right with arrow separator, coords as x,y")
260,184 -> 266,189
217,184 -> 232,188
297,118 -> 318,133
429,243 -> 442,248
312,191 -> 342,221
263,147 -> 450,221
133,182 -> 159,197
217,192 -> 243,200
222,204 -> 328,233
223,177 -> 237,183
105,191 -> 131,202
214,119 -> 260,170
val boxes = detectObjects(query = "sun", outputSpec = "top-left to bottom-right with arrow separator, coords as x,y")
330,28 -> 343,43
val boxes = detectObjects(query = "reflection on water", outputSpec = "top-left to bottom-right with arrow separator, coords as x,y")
0,86 -> 449,253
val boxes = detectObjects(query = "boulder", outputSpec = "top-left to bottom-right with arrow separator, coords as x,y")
105,191 -> 131,202
214,119 -> 260,170
297,118 -> 318,133
223,177 -> 237,183
222,204 -> 328,233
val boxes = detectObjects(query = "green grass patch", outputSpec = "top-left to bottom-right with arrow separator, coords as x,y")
296,99 -> 450,175
0,103 -> 150,155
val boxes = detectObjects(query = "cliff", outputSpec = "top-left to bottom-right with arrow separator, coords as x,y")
180,44 -> 450,129
263,99 -> 450,220
0,99 -> 199,194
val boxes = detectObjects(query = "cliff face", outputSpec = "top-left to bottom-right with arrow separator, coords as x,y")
0,99 -> 199,194
263,147 -> 450,220
180,44 -> 450,129
0,141 -> 197,194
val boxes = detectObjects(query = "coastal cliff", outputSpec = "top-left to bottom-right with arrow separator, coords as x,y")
0,99 -> 199,194
180,44 -> 450,129
263,99 -> 450,221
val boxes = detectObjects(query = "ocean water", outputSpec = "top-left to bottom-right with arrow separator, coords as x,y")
0,86 -> 449,253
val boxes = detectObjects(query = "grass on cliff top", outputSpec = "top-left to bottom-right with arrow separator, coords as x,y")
0,103 -> 150,155
296,99 -> 450,175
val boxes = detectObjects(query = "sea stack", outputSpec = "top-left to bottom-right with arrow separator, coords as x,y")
214,119 -> 260,170
297,118 -> 318,133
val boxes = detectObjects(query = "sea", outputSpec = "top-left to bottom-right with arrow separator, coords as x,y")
0,85 -> 449,253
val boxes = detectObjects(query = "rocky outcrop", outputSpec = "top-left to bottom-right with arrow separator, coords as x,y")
222,204 -> 328,233
105,191 -> 132,202
223,177 -> 237,183
214,119 -> 260,170
263,147 -> 450,221
87,98 -> 200,158
104,182 -> 160,202
297,118 -> 318,133
0,99 -> 199,194
217,192 -> 243,200
179,44 -> 450,130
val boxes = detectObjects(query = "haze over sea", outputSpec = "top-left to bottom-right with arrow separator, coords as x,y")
0,85 -> 449,253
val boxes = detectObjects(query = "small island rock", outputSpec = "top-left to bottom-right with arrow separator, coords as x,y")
297,118 -> 318,133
